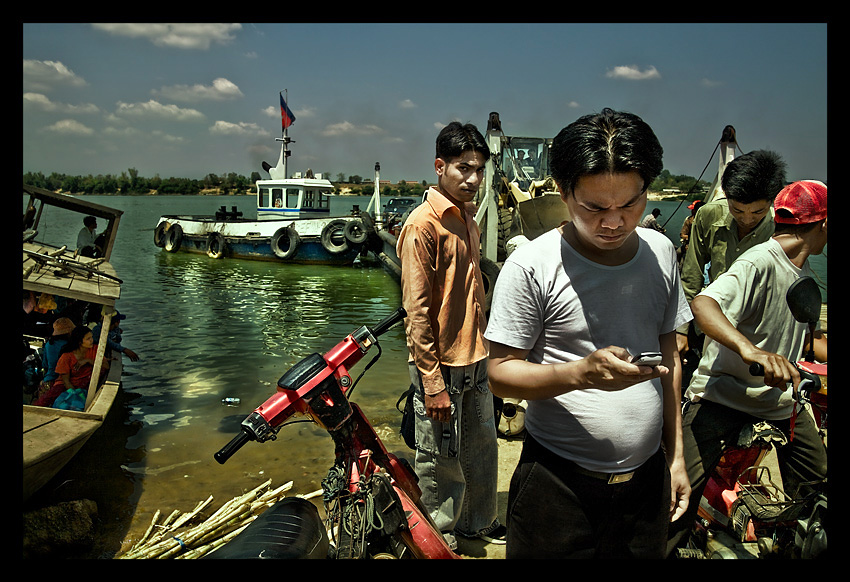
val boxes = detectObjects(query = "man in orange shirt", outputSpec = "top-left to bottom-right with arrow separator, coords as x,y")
397,121 -> 504,550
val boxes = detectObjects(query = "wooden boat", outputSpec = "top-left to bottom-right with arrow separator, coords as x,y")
23,184 -> 125,502
153,93 -> 374,265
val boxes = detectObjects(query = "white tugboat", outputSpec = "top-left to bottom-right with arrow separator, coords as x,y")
153,92 -> 371,265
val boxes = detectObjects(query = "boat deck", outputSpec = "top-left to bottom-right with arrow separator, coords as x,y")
23,242 -> 121,306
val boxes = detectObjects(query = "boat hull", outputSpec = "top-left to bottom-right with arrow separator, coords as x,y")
23,360 -> 122,502
154,215 -> 370,266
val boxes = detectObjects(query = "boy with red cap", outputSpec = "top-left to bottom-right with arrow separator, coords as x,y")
667,180 -> 828,555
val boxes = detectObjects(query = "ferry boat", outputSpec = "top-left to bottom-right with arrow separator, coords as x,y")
153,93 -> 372,265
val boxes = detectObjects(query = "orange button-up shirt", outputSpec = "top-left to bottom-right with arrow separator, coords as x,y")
397,187 -> 488,395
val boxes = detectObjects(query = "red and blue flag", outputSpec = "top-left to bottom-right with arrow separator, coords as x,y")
280,93 -> 295,130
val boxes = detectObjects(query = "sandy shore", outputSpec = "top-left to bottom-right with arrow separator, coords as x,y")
454,435 -> 523,559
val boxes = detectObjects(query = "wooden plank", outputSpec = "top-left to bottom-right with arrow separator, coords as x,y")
23,243 -> 121,304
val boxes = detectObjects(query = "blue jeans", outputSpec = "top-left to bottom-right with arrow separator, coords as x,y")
408,360 -> 500,537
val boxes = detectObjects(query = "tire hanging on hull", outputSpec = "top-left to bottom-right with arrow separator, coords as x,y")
320,219 -> 350,254
207,232 -> 227,259
271,225 -> 300,260
153,222 -> 167,247
164,223 -> 183,253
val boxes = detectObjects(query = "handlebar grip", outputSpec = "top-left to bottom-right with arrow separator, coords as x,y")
214,430 -> 251,465
370,307 -> 407,338
749,363 -> 765,376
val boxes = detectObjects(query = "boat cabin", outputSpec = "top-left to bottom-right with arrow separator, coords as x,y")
256,173 -> 334,221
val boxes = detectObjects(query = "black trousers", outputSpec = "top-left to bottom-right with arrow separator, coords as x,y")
506,434 -> 670,559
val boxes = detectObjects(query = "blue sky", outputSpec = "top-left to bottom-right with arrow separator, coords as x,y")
23,23 -> 827,185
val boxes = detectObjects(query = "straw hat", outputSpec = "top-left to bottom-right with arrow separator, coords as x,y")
52,317 -> 76,336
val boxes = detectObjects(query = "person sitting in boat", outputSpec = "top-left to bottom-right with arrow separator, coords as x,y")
35,317 -> 77,403
76,216 -> 100,258
639,208 -> 666,233
92,310 -> 140,362
33,325 -> 108,410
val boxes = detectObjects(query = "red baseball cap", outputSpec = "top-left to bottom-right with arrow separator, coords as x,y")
773,180 -> 827,224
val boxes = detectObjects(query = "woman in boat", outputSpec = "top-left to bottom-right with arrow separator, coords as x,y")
35,317 -> 76,403
33,325 -> 108,410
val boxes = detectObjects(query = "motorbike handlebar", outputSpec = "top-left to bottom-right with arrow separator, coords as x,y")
748,362 -> 765,376
748,361 -> 821,397
369,307 -> 406,338
214,430 -> 251,464
214,308 -> 407,465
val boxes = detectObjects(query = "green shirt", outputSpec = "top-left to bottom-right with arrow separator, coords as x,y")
680,198 -> 775,304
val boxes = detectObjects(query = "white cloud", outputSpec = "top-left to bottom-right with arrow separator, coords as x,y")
23,59 -> 87,92
399,99 -> 416,109
91,23 -> 242,50
700,78 -> 724,88
605,65 -> 661,81
24,92 -> 100,114
153,78 -> 244,102
320,121 -> 384,137
114,99 -> 206,122
41,119 -> 95,136
210,120 -> 269,136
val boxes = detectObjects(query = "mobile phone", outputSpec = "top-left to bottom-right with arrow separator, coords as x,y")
630,352 -> 662,367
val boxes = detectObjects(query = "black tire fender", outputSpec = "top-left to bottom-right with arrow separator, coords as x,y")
164,223 -> 183,253
343,219 -> 368,245
479,256 -> 500,314
271,225 -> 300,259
320,219 -> 350,254
154,222 -> 168,247
206,232 -> 226,259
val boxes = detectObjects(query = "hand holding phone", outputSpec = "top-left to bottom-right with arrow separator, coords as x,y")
630,351 -> 662,367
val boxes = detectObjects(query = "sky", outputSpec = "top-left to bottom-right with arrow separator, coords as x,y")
22,23 -> 827,185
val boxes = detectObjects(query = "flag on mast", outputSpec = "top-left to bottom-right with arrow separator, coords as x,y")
280,93 -> 295,130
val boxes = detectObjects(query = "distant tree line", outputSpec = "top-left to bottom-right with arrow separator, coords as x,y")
346,179 -> 428,198
24,168 -> 703,198
23,169 -> 258,196
22,169 -> 433,197
650,170 -> 711,198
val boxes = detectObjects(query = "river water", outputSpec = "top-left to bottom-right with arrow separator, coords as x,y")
24,194 -> 827,558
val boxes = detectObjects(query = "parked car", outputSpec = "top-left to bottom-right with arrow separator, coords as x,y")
384,197 -> 419,215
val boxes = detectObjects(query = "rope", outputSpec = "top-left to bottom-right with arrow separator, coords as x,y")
322,465 -> 387,557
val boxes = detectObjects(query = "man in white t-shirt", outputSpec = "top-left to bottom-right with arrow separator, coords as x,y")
666,180 -> 828,555
486,108 -> 692,558
76,215 -> 99,257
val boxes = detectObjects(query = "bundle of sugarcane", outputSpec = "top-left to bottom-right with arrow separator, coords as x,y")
118,480 -> 322,559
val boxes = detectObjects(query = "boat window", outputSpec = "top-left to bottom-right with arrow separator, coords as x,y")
286,188 -> 300,208
304,190 -> 314,208
257,187 -> 267,208
272,188 -> 284,208
318,191 -> 330,209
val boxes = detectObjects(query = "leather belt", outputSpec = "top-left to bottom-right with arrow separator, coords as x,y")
525,433 -> 637,484
571,464 -> 635,484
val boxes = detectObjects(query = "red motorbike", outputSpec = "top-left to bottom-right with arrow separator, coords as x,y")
679,276 -> 827,559
210,308 -> 459,559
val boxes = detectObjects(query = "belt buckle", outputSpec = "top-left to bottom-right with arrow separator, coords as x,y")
608,471 -> 634,484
